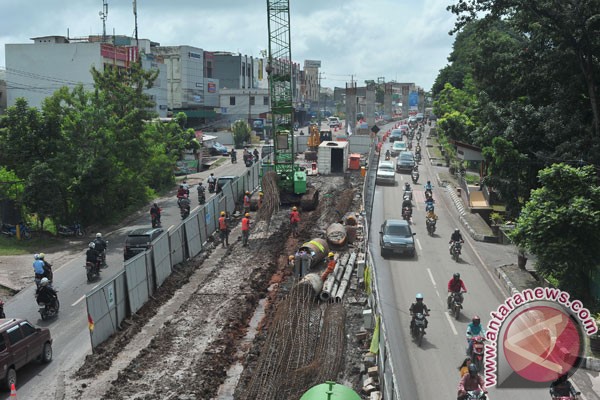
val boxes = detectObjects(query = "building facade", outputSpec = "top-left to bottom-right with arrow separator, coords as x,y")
218,88 -> 270,125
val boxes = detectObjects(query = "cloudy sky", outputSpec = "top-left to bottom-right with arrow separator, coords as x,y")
0,0 -> 459,91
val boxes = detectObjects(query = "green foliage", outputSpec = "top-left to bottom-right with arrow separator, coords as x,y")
0,167 -> 23,200
490,212 -> 504,225
231,120 -> 251,148
510,164 -> 600,304
22,162 -> 63,228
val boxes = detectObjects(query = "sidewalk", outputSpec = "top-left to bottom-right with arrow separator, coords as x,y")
427,137 -> 600,382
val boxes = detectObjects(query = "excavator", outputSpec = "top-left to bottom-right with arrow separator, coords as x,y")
252,0 -> 319,211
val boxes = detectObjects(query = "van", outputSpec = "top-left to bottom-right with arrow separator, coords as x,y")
261,145 -> 274,160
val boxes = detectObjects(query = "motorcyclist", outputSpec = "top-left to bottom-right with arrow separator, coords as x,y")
253,148 -> 260,161
150,203 -> 162,226
415,143 -> 421,155
466,316 -> 486,356
38,253 -> 53,283
32,253 -> 45,286
177,185 -> 187,200
86,242 -> 99,271
385,149 -> 391,159
94,233 -> 107,254
35,277 -> 58,309
550,374 -> 578,398
181,180 -> 190,195
230,148 -> 237,163
207,173 -> 217,192
425,198 -> 435,212
457,364 -> 486,400
179,194 -> 191,215
450,229 -> 464,255
426,208 -> 438,221
197,183 -> 206,204
425,180 -> 433,192
402,196 -> 412,218
409,293 -> 430,333
404,182 -> 412,193
447,273 -> 467,309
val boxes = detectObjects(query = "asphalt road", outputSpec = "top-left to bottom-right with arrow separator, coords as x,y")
2,158 -> 249,399
370,134 -> 547,400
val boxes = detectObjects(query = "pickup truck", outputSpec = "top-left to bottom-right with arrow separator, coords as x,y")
0,318 -> 53,390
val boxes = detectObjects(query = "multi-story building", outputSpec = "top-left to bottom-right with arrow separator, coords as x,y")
218,88 -> 270,125
211,52 -> 269,90
5,35 -> 168,117
0,70 -> 6,115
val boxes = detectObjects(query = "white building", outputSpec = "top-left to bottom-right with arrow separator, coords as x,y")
218,88 -> 270,124
5,35 -> 168,117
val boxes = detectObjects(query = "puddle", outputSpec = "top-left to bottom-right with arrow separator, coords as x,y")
215,284 -> 272,399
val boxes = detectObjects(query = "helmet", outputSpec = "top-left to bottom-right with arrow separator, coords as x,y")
245,213 -> 250,217
328,252 -> 334,257
472,315 -> 480,325
292,206 -> 298,211
220,211 -> 226,216
180,185 -> 184,188
453,273 -> 460,280
40,277 -> 50,286
89,242 -> 95,249
245,191 -> 250,195
96,233 -> 102,238
468,363 -> 478,375
427,180 -> 431,184
416,293 -> 423,300
34,253 -> 40,260
259,192 -> 264,196
455,228 -> 460,233
39,253 -> 45,260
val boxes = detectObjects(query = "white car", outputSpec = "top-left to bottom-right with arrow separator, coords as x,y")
328,117 -> 341,128
376,160 -> 396,185
391,141 -> 408,157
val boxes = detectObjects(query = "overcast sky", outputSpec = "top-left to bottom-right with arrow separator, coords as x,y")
0,0 -> 459,91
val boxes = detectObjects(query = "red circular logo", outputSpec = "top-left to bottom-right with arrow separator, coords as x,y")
503,305 -> 581,382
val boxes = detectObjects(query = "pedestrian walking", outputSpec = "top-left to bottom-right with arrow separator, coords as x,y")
289,206 -> 300,237
243,191 -> 251,214
241,213 -> 251,247
218,211 -> 230,248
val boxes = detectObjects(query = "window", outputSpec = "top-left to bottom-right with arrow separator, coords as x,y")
230,96 -> 236,106
20,322 -> 36,338
263,96 -> 269,106
6,326 -> 23,345
250,96 -> 255,106
206,61 -> 213,78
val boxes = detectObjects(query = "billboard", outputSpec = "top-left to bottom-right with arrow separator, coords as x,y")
304,60 -> 321,68
409,91 -> 418,107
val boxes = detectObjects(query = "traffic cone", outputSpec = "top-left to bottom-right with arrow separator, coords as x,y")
9,383 -> 16,398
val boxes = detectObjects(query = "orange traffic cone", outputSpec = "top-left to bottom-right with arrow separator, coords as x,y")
9,383 -> 16,398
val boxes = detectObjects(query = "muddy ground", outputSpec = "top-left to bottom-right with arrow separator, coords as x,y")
62,172 -> 371,400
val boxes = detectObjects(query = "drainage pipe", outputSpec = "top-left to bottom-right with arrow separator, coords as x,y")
329,253 -> 350,300
300,273 -> 324,294
335,252 -> 358,301
320,253 -> 349,302
298,238 -> 329,268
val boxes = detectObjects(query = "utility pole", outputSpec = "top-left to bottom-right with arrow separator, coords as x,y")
133,0 -> 140,62
99,0 -> 108,43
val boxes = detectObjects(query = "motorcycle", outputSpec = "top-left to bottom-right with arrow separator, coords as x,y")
1,222 -> 32,239
415,152 -> 422,163
85,261 -> 101,283
425,199 -> 435,212
151,213 -> 161,228
469,335 -> 486,372
244,155 -> 253,167
426,217 -> 436,236
425,188 -> 433,199
416,131 -> 422,141
37,290 -> 60,320
385,151 -> 391,161
99,243 -> 108,268
403,186 -> 413,201
411,312 -> 427,347
411,170 -> 419,184
231,151 -> 237,164
180,203 -> 191,220
402,207 -> 412,221
450,292 -> 464,320
57,222 -> 85,238
551,393 -> 581,400
465,390 -> 487,400
451,241 -> 463,262
208,181 -> 216,194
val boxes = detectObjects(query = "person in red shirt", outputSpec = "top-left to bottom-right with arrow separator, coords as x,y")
289,206 -> 300,237
321,252 -> 336,281
447,272 -> 467,309
218,211 -> 229,248
241,213 -> 251,247
457,364 -> 486,400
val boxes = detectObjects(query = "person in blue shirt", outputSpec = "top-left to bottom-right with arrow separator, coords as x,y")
466,316 -> 486,356
425,180 -> 433,191
32,254 -> 45,286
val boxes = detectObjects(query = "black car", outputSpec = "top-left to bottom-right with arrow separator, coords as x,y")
389,129 -> 403,143
124,228 -> 164,260
379,219 -> 416,257
396,151 -> 415,172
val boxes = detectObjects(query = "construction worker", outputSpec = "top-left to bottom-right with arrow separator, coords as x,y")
241,213 -> 251,247
218,211 -> 230,248
290,206 -> 300,237
243,191 -> 251,214
321,252 -> 336,282
258,191 -> 264,209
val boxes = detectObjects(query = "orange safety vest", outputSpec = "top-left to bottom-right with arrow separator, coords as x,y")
244,195 -> 251,207
242,217 -> 250,231
290,211 -> 300,223
219,216 -> 227,230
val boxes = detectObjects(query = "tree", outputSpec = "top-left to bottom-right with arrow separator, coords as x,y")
22,162 -> 63,229
433,80 -> 478,143
232,120 -> 251,149
510,163 -> 600,305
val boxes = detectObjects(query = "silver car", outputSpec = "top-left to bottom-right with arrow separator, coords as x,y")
376,161 -> 396,185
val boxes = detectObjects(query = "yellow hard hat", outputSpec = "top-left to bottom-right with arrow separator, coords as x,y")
292,206 -> 298,211
259,192 -> 264,196
245,213 -> 250,217
289,255 -> 295,260
220,211 -> 226,216
328,252 -> 334,257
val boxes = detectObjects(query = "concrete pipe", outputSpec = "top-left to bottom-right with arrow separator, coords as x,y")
326,223 -> 347,246
335,252 -> 358,301
300,273 -> 324,294
299,238 -> 329,268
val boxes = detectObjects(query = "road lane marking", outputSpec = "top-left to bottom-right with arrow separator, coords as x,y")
445,311 -> 459,335
416,238 -> 422,251
72,295 -> 86,307
427,268 -> 436,287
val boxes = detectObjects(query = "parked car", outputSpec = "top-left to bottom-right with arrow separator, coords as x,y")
0,318 -> 53,390
216,175 -> 238,192
389,129 -> 403,143
124,228 -> 164,261
210,142 -> 229,156
379,219 -> 416,258
396,151 -> 415,172
391,141 -> 408,157
376,161 -> 396,186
